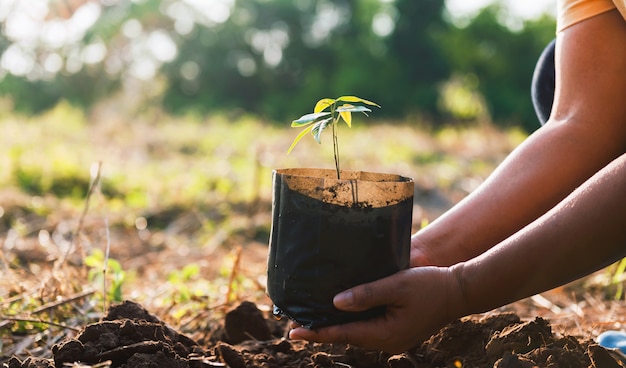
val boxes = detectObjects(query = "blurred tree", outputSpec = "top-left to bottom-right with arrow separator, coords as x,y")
161,0 -> 391,120
382,0 -> 452,119
0,0 -> 165,114
162,0 -> 305,117
161,0 -> 452,121
0,0 -> 555,130
438,4 -> 555,131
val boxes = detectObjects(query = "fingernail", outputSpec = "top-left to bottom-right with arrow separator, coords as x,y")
288,329 -> 297,340
289,327 -> 311,340
333,290 -> 353,308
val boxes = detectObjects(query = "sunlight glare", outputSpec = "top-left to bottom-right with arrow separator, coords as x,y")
5,11 -> 43,46
41,20 -> 69,49
372,11 -> 396,37
164,2 -> 195,35
263,44 -> 282,67
0,45 -> 35,76
180,61 -> 200,80
129,57 -> 158,80
237,57 -> 256,77
307,2 -> 344,46
68,2 -> 101,39
182,0 -> 234,26
122,19 -> 143,39
147,30 -> 177,63
246,24 -> 289,68
43,53 -> 63,74
65,48 -> 83,74
445,0 -> 556,27
82,42 -> 108,64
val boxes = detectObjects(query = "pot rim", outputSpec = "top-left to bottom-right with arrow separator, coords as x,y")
273,167 -> 413,183
273,168 -> 414,207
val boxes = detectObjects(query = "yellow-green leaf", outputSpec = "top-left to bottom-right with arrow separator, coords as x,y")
314,98 -> 335,113
339,104 -> 352,127
337,95 -> 381,108
287,124 -> 315,154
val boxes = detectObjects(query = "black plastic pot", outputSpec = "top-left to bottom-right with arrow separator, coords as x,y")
267,168 -> 414,329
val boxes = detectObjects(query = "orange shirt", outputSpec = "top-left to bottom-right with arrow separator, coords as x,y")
558,0 -> 626,31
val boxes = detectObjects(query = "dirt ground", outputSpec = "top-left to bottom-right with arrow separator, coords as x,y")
5,299 -> 626,368
4,187 -> 626,367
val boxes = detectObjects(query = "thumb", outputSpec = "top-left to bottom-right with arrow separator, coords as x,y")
333,276 -> 397,312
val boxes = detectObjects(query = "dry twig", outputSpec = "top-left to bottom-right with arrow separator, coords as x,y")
56,162 -> 103,270
0,316 -> 81,332
226,246 -> 243,304
32,289 -> 96,314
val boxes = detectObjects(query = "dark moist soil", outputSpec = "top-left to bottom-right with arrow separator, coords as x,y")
5,300 -> 626,368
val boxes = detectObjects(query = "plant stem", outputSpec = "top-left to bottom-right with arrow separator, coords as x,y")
331,104 -> 341,179
333,121 -> 340,179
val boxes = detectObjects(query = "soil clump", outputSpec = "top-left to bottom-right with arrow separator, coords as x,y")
5,300 -> 625,368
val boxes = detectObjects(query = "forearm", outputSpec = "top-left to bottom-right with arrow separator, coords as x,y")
450,153 -> 626,316
413,120 -> 626,266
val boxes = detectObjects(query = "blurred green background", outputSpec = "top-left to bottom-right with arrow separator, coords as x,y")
0,0 -> 556,132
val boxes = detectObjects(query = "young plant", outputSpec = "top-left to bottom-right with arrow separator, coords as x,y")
288,95 -> 380,179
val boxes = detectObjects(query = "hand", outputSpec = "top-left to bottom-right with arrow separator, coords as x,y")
288,266 -> 464,354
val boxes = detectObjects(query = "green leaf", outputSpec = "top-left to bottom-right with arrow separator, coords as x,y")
314,98 -> 335,113
287,124 -> 315,154
336,105 -> 372,113
291,111 -> 331,127
312,117 -> 333,144
182,264 -> 200,280
337,95 -> 381,108
84,254 -> 101,268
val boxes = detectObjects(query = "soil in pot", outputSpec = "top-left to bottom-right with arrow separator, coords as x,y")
267,168 -> 414,329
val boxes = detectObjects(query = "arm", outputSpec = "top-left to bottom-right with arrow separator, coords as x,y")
412,9 -> 626,267
451,151 -> 626,318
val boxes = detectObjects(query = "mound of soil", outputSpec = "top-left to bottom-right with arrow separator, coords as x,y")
5,300 -> 626,368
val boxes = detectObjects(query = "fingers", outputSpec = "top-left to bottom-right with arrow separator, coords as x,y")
289,318 -> 407,354
287,298 -> 395,349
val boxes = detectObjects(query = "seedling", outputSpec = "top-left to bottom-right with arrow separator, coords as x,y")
288,95 -> 380,179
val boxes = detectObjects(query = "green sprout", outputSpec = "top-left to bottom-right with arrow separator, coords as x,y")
288,95 -> 380,179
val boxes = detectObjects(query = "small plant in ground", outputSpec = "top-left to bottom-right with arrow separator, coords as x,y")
85,249 -> 126,304
288,96 -> 380,179
167,263 -> 201,303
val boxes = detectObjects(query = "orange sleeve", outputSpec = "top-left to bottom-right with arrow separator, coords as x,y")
557,0 -> 616,32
